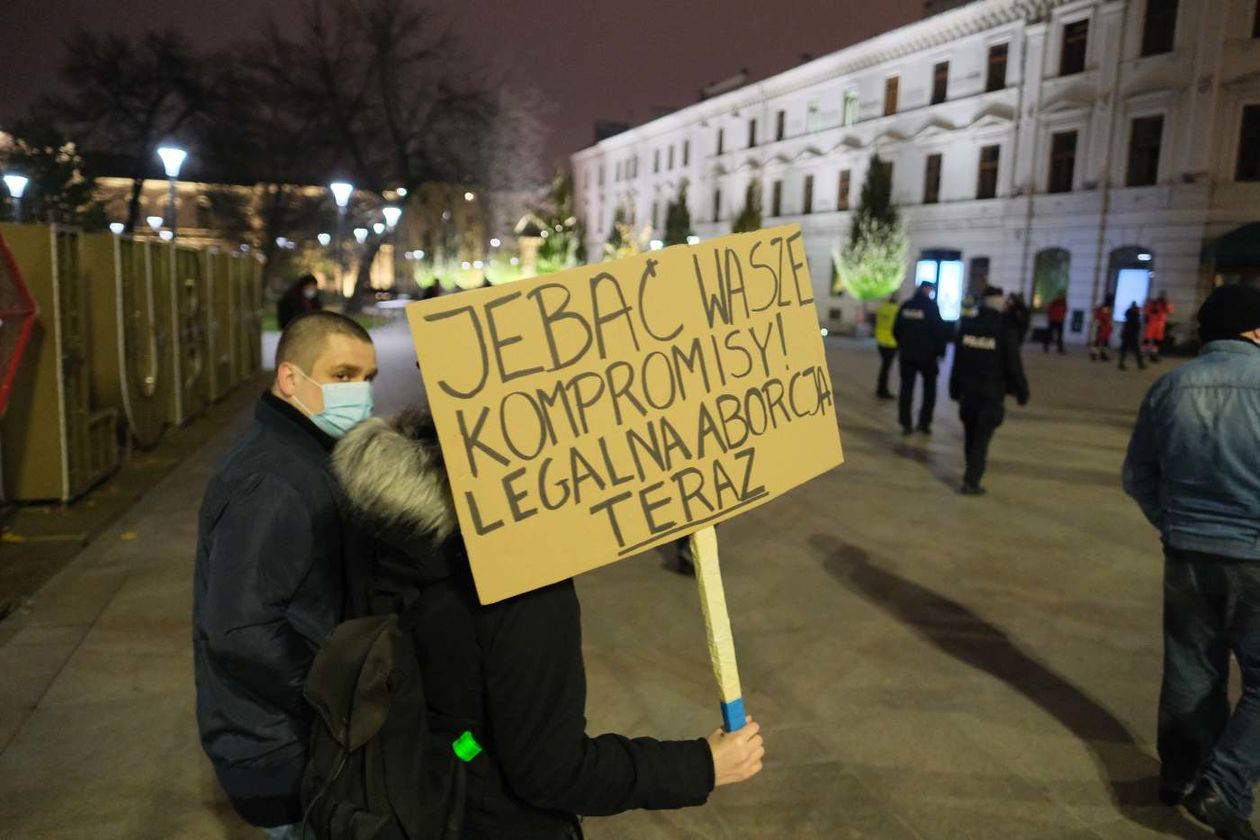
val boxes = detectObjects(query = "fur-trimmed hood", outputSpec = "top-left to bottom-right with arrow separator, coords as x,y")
332,407 -> 457,542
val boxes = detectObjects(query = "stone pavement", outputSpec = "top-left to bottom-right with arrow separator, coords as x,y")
0,320 -> 1218,839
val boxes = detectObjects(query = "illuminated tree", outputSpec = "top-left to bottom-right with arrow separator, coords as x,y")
834,154 -> 907,303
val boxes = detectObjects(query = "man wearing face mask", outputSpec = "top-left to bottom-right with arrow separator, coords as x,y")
193,311 -> 377,839
1124,284 -> 1260,840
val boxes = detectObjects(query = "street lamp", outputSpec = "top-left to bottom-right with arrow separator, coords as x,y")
382,206 -> 402,229
156,146 -> 187,238
353,227 -> 368,245
159,230 -> 174,241
317,232 -> 331,247
372,222 -> 385,236
109,222 -> 125,235
3,174 -> 29,222
329,181 -> 354,285
146,215 -> 165,233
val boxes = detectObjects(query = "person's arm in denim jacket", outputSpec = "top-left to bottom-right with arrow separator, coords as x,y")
1123,394 -> 1163,527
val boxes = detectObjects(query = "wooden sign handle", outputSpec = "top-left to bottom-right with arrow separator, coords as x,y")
689,526 -> 746,732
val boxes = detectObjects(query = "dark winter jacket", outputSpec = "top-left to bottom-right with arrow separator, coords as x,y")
277,288 -> 322,330
949,305 -> 1030,405
893,291 -> 948,363
332,410 -> 716,840
193,392 -> 351,827
1123,340 -> 1260,560
1121,305 -> 1144,343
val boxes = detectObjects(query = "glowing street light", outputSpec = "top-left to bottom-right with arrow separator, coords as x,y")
329,182 -> 354,209
146,215 -> 165,232
416,249 -> 425,259
372,222 -> 385,235
353,227 -> 368,245
3,173 -> 29,222
464,191 -> 475,202
156,146 -> 187,238
686,235 -> 701,245
490,237 -> 501,248
159,230 -> 174,241
109,222 -> 125,235
317,232 -> 332,247
382,206 -> 402,229
649,239 -> 664,251
396,187 -> 408,197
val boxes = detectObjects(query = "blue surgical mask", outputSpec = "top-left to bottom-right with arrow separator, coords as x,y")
293,368 -> 374,439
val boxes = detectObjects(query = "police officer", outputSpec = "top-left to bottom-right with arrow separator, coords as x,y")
893,281 -> 947,435
949,285 -> 1029,495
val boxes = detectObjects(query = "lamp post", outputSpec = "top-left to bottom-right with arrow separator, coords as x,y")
146,215 -> 165,234
3,174 -> 29,223
382,205 -> 403,287
156,146 -> 187,239
329,181 -> 354,290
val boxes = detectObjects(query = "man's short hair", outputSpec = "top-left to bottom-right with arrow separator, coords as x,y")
275,311 -> 373,371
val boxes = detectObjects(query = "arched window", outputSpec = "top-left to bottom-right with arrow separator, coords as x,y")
1032,248 -> 1070,310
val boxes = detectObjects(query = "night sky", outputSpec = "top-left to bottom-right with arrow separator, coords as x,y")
0,0 -> 921,167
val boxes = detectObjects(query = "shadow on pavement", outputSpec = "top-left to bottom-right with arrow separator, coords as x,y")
810,534 -> 1207,839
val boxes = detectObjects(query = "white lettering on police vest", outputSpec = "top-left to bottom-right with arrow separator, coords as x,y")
962,334 -> 997,350
901,309 -> 925,320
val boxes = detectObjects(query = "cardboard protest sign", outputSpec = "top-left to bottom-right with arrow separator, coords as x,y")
407,224 -> 844,604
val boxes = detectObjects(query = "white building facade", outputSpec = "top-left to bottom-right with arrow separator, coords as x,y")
571,0 -> 1260,343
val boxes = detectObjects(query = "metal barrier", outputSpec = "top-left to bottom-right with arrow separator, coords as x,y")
0,224 -> 118,502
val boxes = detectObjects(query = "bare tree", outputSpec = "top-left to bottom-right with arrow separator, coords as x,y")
281,0 -> 509,306
43,29 -> 207,232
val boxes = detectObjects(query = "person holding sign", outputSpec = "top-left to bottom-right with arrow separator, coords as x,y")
332,409 -> 766,839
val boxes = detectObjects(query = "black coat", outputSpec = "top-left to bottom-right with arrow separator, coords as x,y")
193,393 -> 351,827
950,306 -> 1030,404
893,292 -> 948,363
332,411 -> 716,839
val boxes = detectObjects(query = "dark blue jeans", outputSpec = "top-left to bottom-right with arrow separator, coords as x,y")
1159,549 -> 1260,816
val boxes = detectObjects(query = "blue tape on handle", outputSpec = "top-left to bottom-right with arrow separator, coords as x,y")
721,698 -> 746,732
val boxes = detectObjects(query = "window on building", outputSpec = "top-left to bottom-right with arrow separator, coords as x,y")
717,129 -> 724,155
803,175 -> 814,214
1060,20 -> 1089,76
668,145 -> 675,170
1237,105 -> 1260,181
776,110 -> 786,141
683,140 -> 690,166
806,102 -> 820,132
843,92 -> 859,126
838,169 -> 851,210
932,62 -> 949,105
987,44 -> 1009,92
969,257 -> 991,294
1254,0 -> 1260,38
713,188 -> 722,221
615,162 -> 621,182
771,180 -> 783,216
653,149 -> 660,173
632,157 -> 638,177
923,154 -> 942,204
598,164 -> 605,185
977,145 -> 1000,199
1126,115 -> 1164,186
1141,0 -> 1178,56
652,201 -> 659,228
1048,130 -> 1078,193
748,119 -> 758,147
884,76 -> 900,116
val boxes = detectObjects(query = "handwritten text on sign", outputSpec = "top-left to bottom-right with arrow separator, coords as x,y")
407,225 -> 845,604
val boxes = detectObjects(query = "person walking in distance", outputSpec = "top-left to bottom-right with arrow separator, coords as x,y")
277,274 -> 323,330
1144,292 -> 1174,363
1123,284 -> 1260,840
1091,296 -> 1115,362
874,293 -> 900,399
1006,293 -> 1031,344
1119,301 -> 1146,371
949,286 -> 1029,496
893,281 -> 947,436
193,312 -> 377,839
1043,293 -> 1068,354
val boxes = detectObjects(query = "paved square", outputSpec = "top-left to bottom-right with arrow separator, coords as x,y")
0,322 -> 1215,838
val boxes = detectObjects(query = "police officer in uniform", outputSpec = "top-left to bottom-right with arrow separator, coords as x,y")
893,282 -> 947,435
950,285 -> 1029,495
